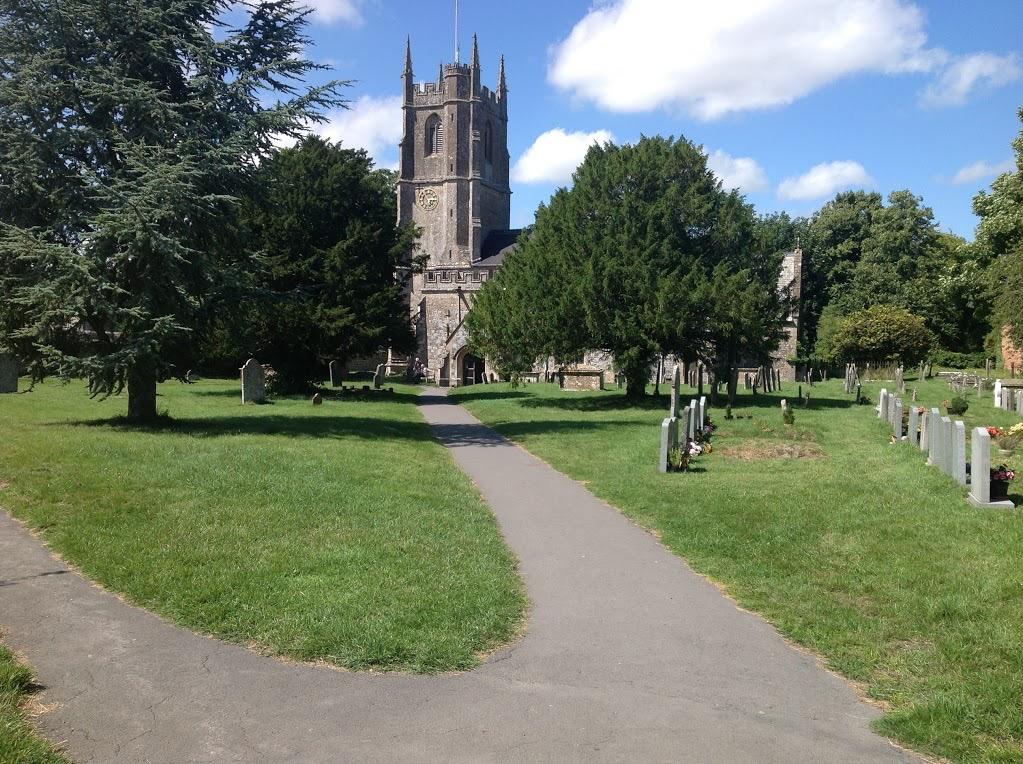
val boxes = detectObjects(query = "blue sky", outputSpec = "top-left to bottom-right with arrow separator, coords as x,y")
291,0 -> 1022,239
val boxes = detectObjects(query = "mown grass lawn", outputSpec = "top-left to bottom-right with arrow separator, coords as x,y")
451,379 -> 1023,763
0,378 -> 525,673
0,645 -> 65,764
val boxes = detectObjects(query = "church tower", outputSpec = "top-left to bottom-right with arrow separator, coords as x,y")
399,36 -> 516,386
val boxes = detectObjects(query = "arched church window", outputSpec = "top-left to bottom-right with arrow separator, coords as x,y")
425,114 -> 443,155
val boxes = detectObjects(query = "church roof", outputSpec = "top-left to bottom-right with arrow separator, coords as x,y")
477,229 -> 524,267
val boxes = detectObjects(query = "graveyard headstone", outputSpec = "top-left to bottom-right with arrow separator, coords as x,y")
0,354 -> 18,393
892,399 -> 904,439
240,358 -> 266,404
670,364 -> 681,418
329,360 -> 342,388
940,417 -> 953,476
312,393 -> 323,406
908,405 -> 919,447
658,417 -> 678,473
927,408 -> 940,465
968,427 -> 1015,508
953,421 -> 966,486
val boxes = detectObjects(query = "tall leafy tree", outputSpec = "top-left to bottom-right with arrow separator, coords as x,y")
239,136 -> 418,390
801,191 -> 883,349
469,136 -> 785,397
0,0 -> 342,419
975,107 -> 1023,349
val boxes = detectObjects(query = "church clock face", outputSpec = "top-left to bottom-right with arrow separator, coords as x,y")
416,187 -> 439,211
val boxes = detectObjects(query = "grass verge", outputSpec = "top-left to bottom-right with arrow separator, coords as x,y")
0,378 -> 524,673
451,379 -> 1023,762
0,644 -> 65,764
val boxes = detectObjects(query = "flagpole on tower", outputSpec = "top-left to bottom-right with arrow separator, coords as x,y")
454,0 -> 460,63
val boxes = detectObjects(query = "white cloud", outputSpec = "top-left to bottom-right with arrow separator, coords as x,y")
512,128 -> 614,184
951,158 -> 1016,185
303,0 -> 362,24
548,0 -> 945,120
778,161 -> 874,200
707,150 -> 768,193
920,53 -> 1022,107
314,95 -> 403,169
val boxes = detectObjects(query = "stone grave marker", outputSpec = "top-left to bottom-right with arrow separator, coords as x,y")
877,388 -> 889,420
940,417 -> 953,476
329,360 -> 342,388
919,408 -> 930,451
688,399 -> 698,439
908,405 -> 919,447
968,427 -> 1015,509
892,399 -> 903,439
312,393 -> 323,406
682,405 -> 692,442
670,364 -> 680,418
953,421 -> 966,486
927,408 -> 940,465
374,363 -> 386,390
0,354 -> 18,393
994,379 -> 1002,408
658,417 -> 678,473
698,396 -> 707,430
240,358 -> 266,404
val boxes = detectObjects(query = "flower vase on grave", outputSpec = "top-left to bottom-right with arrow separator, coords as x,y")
991,480 -> 1010,501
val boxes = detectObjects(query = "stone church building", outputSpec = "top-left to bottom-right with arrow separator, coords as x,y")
399,37 -> 519,386
398,36 -> 801,386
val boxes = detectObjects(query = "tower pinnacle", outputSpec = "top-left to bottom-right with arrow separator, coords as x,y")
472,34 -> 480,69
404,36 -> 413,75
498,55 -> 507,95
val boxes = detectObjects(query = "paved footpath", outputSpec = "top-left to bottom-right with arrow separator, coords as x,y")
0,389 -> 917,762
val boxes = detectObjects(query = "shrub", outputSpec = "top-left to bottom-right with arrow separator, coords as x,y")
945,396 -> 969,415
829,305 -> 933,366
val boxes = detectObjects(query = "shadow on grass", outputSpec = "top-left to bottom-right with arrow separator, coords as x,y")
432,418 -> 642,447
62,414 -> 436,442
444,388 -> 532,404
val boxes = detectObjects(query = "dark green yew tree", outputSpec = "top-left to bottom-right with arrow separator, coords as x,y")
239,136 -> 418,391
468,136 -> 786,397
0,0 -> 343,420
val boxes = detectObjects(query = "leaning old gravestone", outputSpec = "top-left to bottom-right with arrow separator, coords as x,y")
0,354 -> 18,394
908,406 -> 919,448
312,393 -> 323,406
968,427 -> 1015,509
373,363 -> 386,390
240,358 -> 266,404
329,360 -> 342,388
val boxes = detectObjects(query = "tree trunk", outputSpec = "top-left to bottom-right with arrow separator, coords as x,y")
127,360 -> 158,422
623,363 -> 649,399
